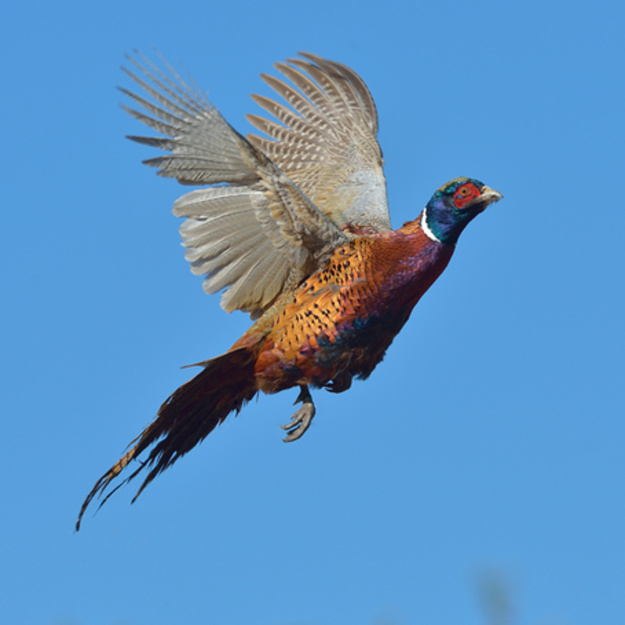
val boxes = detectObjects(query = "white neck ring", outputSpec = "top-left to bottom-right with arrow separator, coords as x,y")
421,209 -> 442,243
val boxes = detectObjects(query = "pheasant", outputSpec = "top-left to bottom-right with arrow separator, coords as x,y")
76,51 -> 502,530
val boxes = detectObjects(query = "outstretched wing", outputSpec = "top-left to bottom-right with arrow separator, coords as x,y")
247,52 -> 391,235
121,51 -> 348,318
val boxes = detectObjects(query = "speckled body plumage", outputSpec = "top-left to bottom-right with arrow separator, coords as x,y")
76,52 -> 502,530
243,218 -> 453,393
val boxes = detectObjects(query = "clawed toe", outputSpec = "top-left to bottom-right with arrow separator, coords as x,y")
281,385 -> 316,443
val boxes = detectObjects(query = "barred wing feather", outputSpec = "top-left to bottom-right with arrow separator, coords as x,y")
247,52 -> 391,234
121,52 -> 348,318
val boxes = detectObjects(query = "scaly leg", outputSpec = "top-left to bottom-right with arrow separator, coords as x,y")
281,385 -> 315,443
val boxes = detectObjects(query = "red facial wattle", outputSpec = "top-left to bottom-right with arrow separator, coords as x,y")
453,182 -> 481,209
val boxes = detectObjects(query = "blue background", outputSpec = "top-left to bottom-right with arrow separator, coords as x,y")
3,1 -> 624,623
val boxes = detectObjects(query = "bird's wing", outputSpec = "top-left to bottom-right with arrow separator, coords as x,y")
246,52 -> 391,235
121,52 -> 348,318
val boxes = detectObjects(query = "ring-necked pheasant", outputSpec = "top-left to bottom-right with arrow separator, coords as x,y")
76,51 -> 502,530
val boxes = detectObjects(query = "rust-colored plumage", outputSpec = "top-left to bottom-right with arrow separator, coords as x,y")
76,52 -> 502,530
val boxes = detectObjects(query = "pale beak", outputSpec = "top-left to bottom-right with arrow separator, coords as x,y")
463,185 -> 503,213
479,185 -> 503,203
465,185 -> 503,212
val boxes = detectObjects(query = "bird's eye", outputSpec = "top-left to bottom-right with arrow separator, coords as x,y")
454,183 -> 480,209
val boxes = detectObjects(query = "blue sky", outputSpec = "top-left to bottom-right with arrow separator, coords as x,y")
2,1 -> 624,624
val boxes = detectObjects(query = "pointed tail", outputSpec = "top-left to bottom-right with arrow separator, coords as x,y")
76,341 -> 262,531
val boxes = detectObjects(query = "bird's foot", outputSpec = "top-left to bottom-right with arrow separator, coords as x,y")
281,386 -> 315,443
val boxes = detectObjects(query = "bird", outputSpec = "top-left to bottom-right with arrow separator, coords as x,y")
76,51 -> 502,530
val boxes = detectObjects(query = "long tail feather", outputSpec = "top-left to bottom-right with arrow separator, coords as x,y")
76,344 -> 261,530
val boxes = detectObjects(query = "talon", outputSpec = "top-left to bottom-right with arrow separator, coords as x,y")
281,385 -> 316,442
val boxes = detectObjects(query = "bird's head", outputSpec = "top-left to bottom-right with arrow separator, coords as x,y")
422,178 -> 503,245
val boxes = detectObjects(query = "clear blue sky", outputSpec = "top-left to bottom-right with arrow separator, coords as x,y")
2,1 -> 624,624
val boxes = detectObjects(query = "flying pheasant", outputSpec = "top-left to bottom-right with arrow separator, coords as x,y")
76,51 -> 502,529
